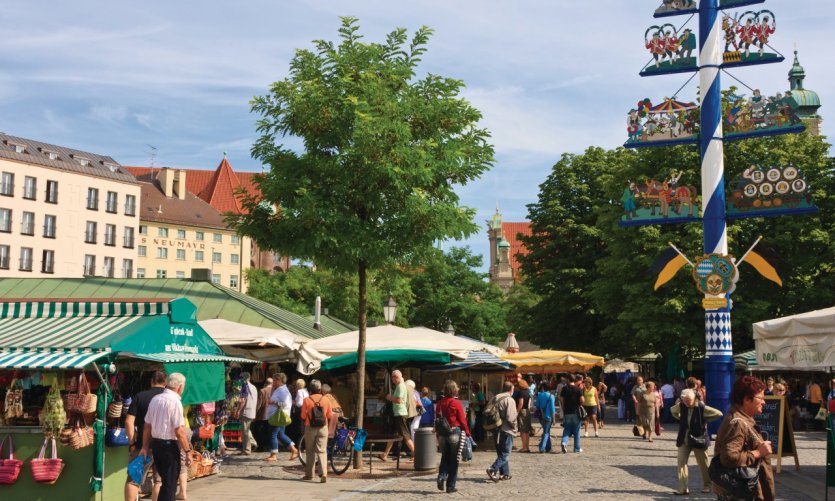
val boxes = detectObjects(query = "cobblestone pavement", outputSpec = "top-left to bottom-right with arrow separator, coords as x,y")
188,420 -> 829,500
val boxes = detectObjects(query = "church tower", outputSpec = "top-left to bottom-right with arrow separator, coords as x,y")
787,50 -> 822,136
487,207 -> 515,292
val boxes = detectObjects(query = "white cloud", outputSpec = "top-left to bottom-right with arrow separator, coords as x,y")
87,105 -> 129,124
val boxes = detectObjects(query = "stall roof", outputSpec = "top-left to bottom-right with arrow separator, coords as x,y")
0,277 -> 347,339
753,306 -> 835,370
424,350 -> 514,373
500,349 -> 605,373
0,298 -> 245,369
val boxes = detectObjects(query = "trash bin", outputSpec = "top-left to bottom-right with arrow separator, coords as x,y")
414,427 -> 437,471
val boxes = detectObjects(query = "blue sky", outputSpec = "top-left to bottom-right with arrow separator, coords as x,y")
1,1 -> 830,271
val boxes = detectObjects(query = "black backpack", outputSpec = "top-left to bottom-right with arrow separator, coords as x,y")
309,396 -> 327,427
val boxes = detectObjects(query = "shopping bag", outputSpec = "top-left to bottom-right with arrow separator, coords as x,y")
127,454 -> 152,485
0,435 -> 23,485
106,427 -> 130,447
30,438 -> 64,484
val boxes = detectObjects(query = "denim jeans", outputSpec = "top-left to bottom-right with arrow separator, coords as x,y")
269,424 -> 294,453
562,413 -> 581,451
539,418 -> 552,452
438,428 -> 462,489
490,430 -> 513,476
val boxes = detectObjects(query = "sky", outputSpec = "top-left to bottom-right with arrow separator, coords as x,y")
1,1 -> 831,271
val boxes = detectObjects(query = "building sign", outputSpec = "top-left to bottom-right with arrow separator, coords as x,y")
140,237 -> 206,249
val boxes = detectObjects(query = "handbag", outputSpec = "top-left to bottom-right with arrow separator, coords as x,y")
69,373 -> 98,415
0,435 -> 23,485
199,401 -> 216,416
30,437 -> 64,484
708,454 -> 760,498
267,408 -> 291,427
352,428 -> 367,452
106,427 -> 130,447
198,422 -> 216,440
68,420 -> 95,450
127,454 -> 152,485
108,400 -> 123,420
577,405 -> 587,419
435,409 -> 454,437
633,424 -> 644,436
686,406 -> 708,449
815,407 -> 827,421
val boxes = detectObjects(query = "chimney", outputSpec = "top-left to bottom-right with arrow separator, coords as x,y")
158,167 -> 175,198
313,296 -> 322,330
174,169 -> 187,200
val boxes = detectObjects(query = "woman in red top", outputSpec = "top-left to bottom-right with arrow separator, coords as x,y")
435,380 -> 470,494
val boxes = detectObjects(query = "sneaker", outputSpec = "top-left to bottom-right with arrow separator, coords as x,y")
320,477 -> 327,484
594,432 -> 599,438
584,431 -> 588,437
560,443 -> 567,454
486,469 -> 499,483
500,475 -> 512,481
574,448 -> 583,453
437,477 -> 446,491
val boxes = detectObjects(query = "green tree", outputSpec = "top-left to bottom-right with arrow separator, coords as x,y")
407,247 -> 507,343
231,17 -> 493,451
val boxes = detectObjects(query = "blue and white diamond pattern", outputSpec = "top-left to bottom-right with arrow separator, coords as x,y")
705,311 -> 732,356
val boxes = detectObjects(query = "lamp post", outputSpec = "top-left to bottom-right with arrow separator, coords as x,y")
383,293 -> 398,325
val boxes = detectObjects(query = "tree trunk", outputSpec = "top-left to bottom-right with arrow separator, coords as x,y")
353,260 -> 368,468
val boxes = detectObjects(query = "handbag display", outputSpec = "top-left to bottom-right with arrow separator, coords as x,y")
68,420 -> 95,450
68,373 -> 97,415
0,435 -> 23,485
108,400 -> 123,420
186,450 -> 201,479
106,427 -> 130,447
30,437 -> 64,484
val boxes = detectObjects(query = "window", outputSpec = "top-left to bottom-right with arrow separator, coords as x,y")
0,172 -> 13,196
138,245 -> 147,257
20,211 -> 35,235
23,177 -> 36,200
176,249 -> 186,261
83,254 -> 96,275
136,268 -> 145,278
230,275 -> 239,288
211,273 -> 221,284
42,250 -> 55,273
85,221 -> 97,243
213,233 -> 222,243
0,208 -> 10,232
122,259 -> 133,278
45,180 -> 58,203
195,251 -> 204,262
87,187 -> 99,210
19,247 -> 33,271
212,252 -> 221,264
176,271 -> 185,279
103,257 -> 115,278
103,224 -> 116,246
139,225 -> 148,235
106,191 -> 118,213
230,253 -> 239,265
123,227 -> 135,248
43,214 -> 56,238
177,229 -> 186,239
156,269 -> 167,278
125,194 -> 137,216
9,142 -> 25,154
195,231 -> 204,241
157,247 -> 168,259
73,155 -> 90,166
158,227 -> 168,237
45,150 -> 59,160
0,245 -> 9,269
231,234 -> 240,245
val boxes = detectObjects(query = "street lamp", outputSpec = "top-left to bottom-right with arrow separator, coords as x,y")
383,293 -> 398,324
445,321 -> 455,336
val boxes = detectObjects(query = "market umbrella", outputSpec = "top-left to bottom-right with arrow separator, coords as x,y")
424,350 -> 515,373
500,350 -> 604,373
319,349 -> 450,372
649,97 -> 697,114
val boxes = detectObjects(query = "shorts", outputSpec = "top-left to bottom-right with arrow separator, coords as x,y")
517,408 -> 533,433
394,416 -> 411,439
583,405 -> 598,417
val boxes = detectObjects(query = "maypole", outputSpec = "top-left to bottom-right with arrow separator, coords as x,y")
698,0 -> 733,421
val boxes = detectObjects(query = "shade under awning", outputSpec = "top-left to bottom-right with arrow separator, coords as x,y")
0,348 -> 111,369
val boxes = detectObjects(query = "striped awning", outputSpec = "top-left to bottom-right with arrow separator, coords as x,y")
425,350 -> 515,373
734,349 -> 758,369
0,349 -> 110,369
125,352 -> 255,364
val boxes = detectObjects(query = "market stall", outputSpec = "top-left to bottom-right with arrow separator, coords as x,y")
753,306 -> 835,371
500,349 -> 605,374
0,298 -> 251,500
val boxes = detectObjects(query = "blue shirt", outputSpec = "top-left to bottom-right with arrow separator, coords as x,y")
535,391 -> 555,420
419,396 -> 435,427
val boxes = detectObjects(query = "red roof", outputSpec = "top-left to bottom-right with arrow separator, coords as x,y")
502,222 -> 531,276
124,158 -> 261,215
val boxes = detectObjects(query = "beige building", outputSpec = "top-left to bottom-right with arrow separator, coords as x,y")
134,167 -> 252,292
0,133 -> 140,278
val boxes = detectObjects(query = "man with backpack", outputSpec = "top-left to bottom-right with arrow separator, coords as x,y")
486,381 -> 517,482
300,379 -> 333,483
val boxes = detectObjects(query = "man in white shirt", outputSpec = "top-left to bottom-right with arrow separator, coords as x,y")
140,373 -> 192,501
235,372 -> 259,454
660,380 -> 676,423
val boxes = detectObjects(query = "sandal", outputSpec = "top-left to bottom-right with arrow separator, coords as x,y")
672,490 -> 689,496
500,475 -> 512,481
376,454 -> 388,462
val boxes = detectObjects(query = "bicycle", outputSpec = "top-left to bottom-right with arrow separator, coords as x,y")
297,417 -> 356,475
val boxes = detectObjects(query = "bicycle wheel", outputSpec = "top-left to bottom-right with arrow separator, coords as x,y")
330,436 -> 353,474
297,435 -> 307,467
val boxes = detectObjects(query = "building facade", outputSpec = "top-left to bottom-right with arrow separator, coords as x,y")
133,167 -> 251,292
0,133 -> 140,278
486,208 -> 531,292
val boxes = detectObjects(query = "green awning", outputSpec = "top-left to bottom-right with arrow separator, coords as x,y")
735,349 -> 758,368
0,348 -> 110,369
127,352 -> 253,364
164,361 -> 225,405
320,349 -> 450,372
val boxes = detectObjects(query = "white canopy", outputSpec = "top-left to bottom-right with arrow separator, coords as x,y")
603,359 -> 641,373
199,319 -> 325,366
297,324 -> 505,375
753,306 -> 835,370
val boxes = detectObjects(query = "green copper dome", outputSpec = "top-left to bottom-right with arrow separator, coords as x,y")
498,238 -> 510,249
787,50 -> 820,111
790,89 -> 821,108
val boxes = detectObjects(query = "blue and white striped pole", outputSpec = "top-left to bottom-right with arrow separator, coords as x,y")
699,0 -> 733,424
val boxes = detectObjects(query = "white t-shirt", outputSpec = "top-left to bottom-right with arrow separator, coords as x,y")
241,381 -> 258,419
660,384 -> 675,399
145,388 -> 185,441
267,384 -> 292,419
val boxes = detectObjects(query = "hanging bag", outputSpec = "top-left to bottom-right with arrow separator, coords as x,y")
106,427 -> 130,447
68,418 -> 95,450
41,385 -> 67,436
198,421 -> 216,440
0,435 -> 23,485
30,437 -> 64,484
